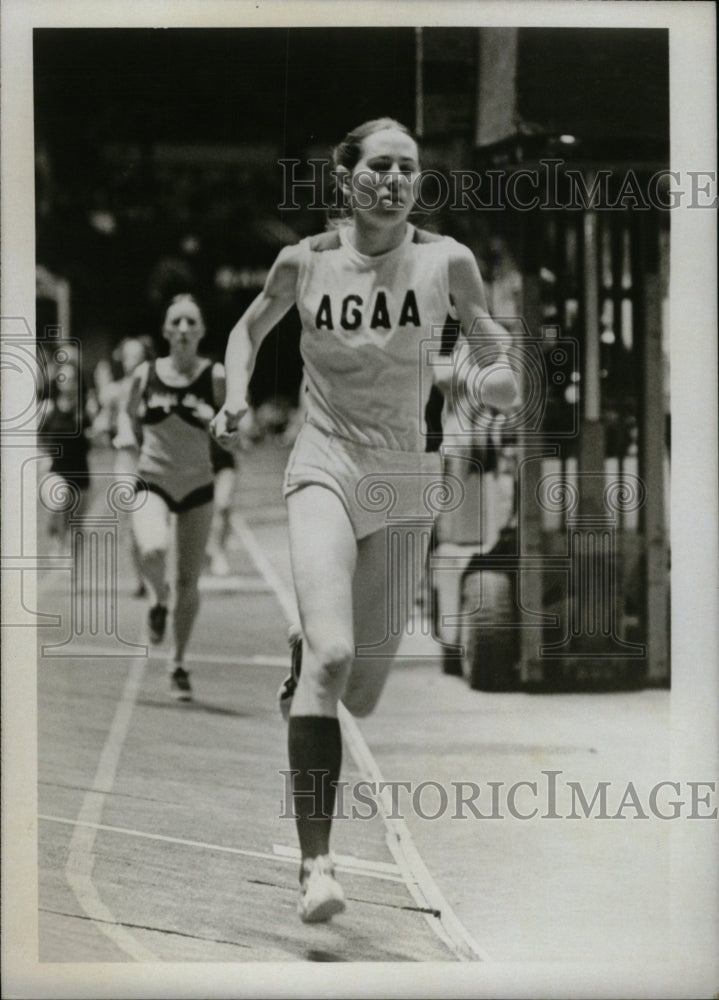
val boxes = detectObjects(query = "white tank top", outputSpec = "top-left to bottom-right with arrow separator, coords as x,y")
296,223 -> 456,452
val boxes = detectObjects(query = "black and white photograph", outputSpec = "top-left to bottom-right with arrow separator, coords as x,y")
1,2 -> 717,997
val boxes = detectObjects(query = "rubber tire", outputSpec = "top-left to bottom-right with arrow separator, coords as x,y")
432,586 -> 463,676
459,570 -> 520,691
441,643 -> 463,677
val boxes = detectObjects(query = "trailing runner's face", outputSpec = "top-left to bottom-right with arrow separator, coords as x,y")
349,128 -> 419,227
163,299 -> 205,354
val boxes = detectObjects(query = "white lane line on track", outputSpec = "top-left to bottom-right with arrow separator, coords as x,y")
233,511 -> 490,962
271,842 -> 401,876
41,645 -> 289,668
232,513 -> 298,622
41,816 -> 404,885
339,709 -> 491,962
62,656 -> 158,961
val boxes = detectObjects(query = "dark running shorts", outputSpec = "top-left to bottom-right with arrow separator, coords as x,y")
135,479 -> 214,513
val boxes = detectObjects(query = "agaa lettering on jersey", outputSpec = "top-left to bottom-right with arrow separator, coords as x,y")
315,289 -> 421,331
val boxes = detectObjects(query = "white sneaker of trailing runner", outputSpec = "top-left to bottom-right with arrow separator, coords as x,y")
297,855 -> 346,923
169,665 -> 192,701
209,551 -> 231,577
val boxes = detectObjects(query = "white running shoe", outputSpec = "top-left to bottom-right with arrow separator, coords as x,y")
210,551 -> 231,577
297,855 -> 346,923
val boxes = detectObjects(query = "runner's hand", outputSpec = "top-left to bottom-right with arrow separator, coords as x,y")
210,405 -> 247,446
112,429 -> 138,450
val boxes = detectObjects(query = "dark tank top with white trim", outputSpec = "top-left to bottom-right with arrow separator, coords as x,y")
137,359 -> 215,502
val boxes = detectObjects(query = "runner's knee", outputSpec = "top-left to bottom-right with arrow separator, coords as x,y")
140,542 -> 166,564
320,641 -> 353,677
311,640 -> 353,689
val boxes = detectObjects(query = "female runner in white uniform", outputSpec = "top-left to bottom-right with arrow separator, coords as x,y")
212,119 -> 518,921
116,294 -> 225,700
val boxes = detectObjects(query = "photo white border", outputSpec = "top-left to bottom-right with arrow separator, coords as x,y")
2,2 -> 717,997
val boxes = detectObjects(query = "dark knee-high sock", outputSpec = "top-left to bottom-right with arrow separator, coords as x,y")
288,715 -> 342,860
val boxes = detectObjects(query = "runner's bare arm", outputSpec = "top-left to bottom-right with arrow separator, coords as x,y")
211,362 -> 226,411
447,243 -> 519,413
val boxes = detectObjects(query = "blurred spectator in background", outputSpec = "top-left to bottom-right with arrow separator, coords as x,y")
38,358 -> 93,552
93,335 -> 156,596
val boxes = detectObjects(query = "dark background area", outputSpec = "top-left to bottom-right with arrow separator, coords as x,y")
33,28 -> 417,147
517,29 -> 668,155
33,27 -> 668,407
34,28 -> 418,402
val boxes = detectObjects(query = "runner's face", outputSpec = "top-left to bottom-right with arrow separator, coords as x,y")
350,129 -> 419,224
163,301 -> 204,353
121,339 -> 145,374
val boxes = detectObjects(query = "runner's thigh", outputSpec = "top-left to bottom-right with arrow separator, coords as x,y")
132,490 -> 171,553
